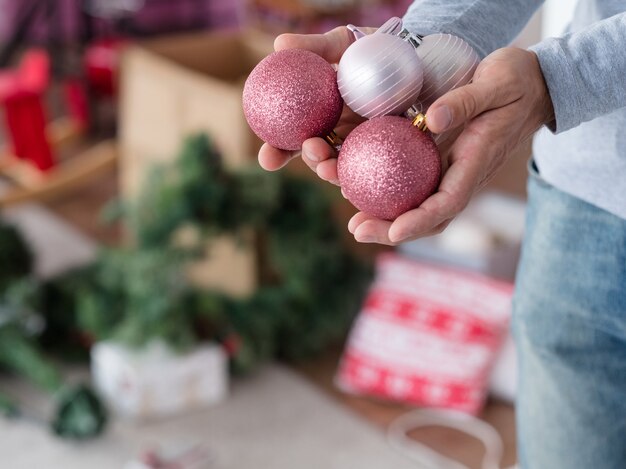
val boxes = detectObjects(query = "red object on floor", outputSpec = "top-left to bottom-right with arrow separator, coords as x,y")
63,78 -> 90,129
84,38 -> 129,97
17,48 -> 50,94
336,253 -> 513,415
0,71 -> 24,159
3,88 -> 54,171
0,49 -> 55,171
0,71 -> 19,101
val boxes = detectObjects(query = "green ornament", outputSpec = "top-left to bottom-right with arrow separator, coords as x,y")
52,385 -> 107,439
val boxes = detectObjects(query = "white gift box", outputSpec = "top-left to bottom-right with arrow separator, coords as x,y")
91,340 -> 228,420
399,192 -> 526,281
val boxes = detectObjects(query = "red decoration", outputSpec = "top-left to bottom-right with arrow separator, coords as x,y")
0,49 -> 55,171
3,88 -> 54,171
17,49 -> 50,94
63,78 -> 90,129
337,115 -> 441,220
222,334 -> 241,357
243,48 -> 343,151
84,38 -> 128,97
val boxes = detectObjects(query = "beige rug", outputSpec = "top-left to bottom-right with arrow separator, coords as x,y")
0,203 -> 416,468
2,365 -> 417,469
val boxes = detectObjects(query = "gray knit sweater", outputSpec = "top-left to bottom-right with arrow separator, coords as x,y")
403,1 -> 626,219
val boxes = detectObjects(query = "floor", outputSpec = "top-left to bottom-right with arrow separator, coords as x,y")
43,166 -> 518,469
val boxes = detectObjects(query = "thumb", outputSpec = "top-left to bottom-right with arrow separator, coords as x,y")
426,79 -> 508,134
274,26 -> 355,64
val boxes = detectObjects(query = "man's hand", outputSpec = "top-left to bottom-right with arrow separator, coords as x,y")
258,26 -> 371,184
349,47 -> 555,245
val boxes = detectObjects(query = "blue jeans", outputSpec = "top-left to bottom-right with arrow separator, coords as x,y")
512,162 -> 626,469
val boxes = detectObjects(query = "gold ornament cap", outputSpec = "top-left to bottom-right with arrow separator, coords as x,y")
412,113 -> 429,132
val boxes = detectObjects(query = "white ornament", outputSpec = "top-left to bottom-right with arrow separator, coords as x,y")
413,33 -> 480,113
337,27 -> 424,119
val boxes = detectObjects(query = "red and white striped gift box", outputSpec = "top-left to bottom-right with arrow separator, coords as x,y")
336,253 -> 514,414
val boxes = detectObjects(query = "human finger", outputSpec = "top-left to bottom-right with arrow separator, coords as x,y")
274,26 -> 355,63
353,218 -> 395,245
258,143 -> 299,171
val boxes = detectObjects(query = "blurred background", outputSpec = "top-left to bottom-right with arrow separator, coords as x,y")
0,1 -> 572,468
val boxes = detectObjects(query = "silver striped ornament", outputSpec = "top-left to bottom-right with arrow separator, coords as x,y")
337,31 -> 424,119
413,33 -> 480,113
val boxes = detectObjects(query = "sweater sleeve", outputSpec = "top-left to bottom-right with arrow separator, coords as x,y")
530,12 -> 626,133
402,0 -> 544,58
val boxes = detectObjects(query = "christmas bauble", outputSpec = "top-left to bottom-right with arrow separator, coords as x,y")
337,115 -> 441,220
337,33 -> 424,119
414,33 -> 480,113
243,49 -> 343,151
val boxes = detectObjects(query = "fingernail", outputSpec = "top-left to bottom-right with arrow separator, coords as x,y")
348,217 -> 359,234
429,105 -> 452,132
303,149 -> 320,162
389,234 -> 405,244
356,235 -> 375,243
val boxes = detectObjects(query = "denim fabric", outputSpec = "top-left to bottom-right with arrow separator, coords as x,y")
512,162 -> 626,469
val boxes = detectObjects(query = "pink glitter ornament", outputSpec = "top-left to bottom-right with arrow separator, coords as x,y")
338,115 -> 441,221
243,49 -> 343,151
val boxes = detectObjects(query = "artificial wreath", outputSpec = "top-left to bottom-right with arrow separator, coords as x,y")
0,133 -> 370,437
67,134 -> 371,371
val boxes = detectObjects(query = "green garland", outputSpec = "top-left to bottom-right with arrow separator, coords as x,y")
0,240 -> 106,439
0,134 -> 370,437
77,134 -> 372,371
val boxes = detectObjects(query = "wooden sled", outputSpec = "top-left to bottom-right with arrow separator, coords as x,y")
0,117 -> 117,208
0,49 -> 118,207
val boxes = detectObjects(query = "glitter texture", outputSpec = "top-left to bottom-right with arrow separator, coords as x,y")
337,115 -> 441,220
243,49 -> 343,151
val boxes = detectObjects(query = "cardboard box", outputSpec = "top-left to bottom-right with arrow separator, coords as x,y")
120,30 -> 274,198
119,31 -> 275,297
